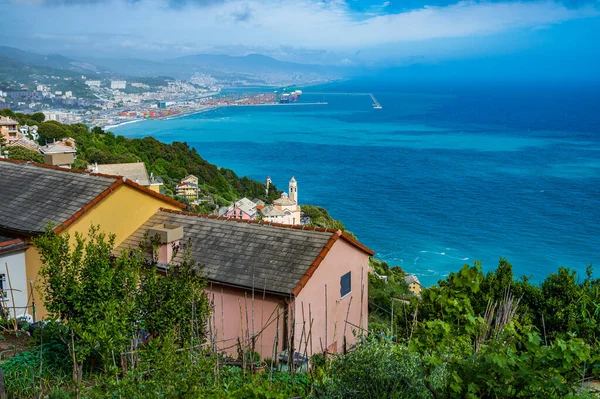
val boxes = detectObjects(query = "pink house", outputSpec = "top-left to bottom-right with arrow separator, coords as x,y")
224,198 -> 257,220
118,208 -> 374,360
224,207 -> 253,220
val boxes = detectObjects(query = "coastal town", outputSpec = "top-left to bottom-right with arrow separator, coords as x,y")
0,70 -> 315,129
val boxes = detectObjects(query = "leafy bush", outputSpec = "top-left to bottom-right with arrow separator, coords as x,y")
313,338 -> 447,399
1,342 -> 70,399
450,331 -> 596,398
7,145 -> 43,163
32,225 -> 210,392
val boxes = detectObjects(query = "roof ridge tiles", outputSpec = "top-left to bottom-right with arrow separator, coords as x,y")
157,207 -> 367,237
0,158 -> 123,180
0,159 -> 184,213
157,206 -> 375,264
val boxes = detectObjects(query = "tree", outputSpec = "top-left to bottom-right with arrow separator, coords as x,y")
38,121 -> 67,145
7,145 -> 44,163
0,108 -> 16,118
34,225 -> 210,385
30,112 -> 45,123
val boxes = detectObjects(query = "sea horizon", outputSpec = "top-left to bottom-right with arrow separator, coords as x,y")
113,79 -> 600,286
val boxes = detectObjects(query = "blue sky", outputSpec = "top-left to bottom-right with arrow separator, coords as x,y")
1,0 -> 599,77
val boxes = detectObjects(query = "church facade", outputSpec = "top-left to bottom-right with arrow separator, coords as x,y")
262,177 -> 302,225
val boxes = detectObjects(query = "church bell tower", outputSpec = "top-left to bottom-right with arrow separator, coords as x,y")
266,176 -> 272,196
289,176 -> 298,204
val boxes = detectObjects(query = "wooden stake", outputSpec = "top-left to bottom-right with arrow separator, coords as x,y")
360,266 -> 364,332
402,299 -> 409,340
342,296 -> 353,350
212,293 -> 218,354
220,287 -> 225,353
390,298 -> 394,339
304,317 -> 313,369
324,284 -> 328,359
37,323 -> 43,399
27,279 -> 38,323
300,302 -> 307,360
207,293 -> 213,353
5,263 -> 17,332
238,299 -> 246,373
309,304 -> 313,355
261,278 -> 266,358
272,308 -> 280,379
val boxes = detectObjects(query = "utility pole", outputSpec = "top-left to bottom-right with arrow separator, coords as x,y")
390,299 -> 394,339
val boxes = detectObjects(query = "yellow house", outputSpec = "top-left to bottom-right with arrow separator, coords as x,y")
404,274 -> 422,297
176,174 -> 199,201
0,158 -> 184,319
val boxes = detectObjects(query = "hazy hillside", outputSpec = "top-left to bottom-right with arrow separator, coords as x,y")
0,46 -> 103,74
0,46 -> 342,85
171,53 -> 332,74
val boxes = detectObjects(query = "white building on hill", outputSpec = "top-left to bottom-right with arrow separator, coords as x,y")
110,80 -> 127,90
262,177 -> 302,225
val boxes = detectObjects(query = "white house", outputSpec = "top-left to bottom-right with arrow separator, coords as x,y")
0,237 -> 30,320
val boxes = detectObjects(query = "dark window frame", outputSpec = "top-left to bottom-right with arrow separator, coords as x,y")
340,271 -> 351,297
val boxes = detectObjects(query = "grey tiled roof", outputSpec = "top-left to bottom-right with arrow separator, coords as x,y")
95,162 -> 150,186
0,161 -> 118,234
404,274 -> 421,286
116,210 -> 335,294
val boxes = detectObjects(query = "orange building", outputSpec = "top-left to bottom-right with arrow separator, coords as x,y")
0,116 -> 19,143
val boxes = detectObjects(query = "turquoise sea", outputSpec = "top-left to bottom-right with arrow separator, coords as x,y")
113,80 -> 600,286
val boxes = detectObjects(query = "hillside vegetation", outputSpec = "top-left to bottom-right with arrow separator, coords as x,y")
1,229 -> 598,398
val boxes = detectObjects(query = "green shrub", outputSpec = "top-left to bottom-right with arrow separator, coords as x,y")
7,145 -> 43,163
312,338 -> 446,399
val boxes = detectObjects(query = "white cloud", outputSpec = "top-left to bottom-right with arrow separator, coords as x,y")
2,0 -> 598,60
208,0 -> 597,47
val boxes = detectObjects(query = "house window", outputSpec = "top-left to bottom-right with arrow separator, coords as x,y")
0,274 -> 6,298
340,272 -> 351,297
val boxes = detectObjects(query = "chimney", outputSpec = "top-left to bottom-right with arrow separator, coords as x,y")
148,223 -> 184,264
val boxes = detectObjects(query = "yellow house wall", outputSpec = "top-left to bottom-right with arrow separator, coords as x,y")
409,283 -> 422,296
25,184 -> 181,320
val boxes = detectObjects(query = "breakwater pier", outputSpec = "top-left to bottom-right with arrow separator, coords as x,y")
305,92 -> 383,109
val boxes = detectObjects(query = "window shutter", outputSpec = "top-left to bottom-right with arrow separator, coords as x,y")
340,272 -> 351,297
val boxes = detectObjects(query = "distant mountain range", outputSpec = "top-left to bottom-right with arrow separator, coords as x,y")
0,46 -> 343,84
0,46 -> 106,75
172,53 -> 332,74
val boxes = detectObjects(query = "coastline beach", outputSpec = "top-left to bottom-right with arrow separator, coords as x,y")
102,101 -> 328,130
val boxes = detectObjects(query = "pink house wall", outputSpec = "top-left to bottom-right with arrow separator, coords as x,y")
204,238 -> 369,360
206,284 -> 285,358
293,239 -> 369,356
224,209 -> 253,220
